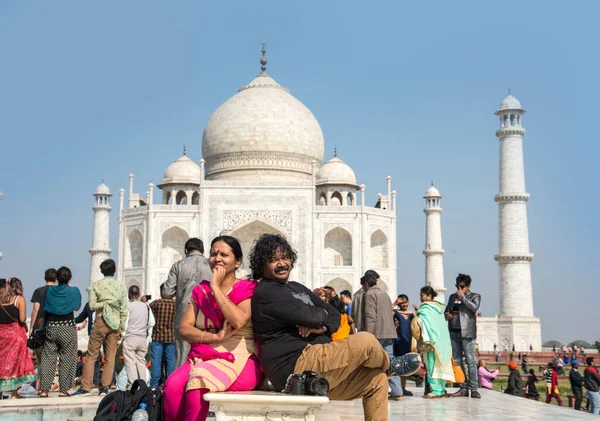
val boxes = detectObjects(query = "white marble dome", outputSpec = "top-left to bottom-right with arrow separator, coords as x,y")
162,154 -> 200,185
316,156 -> 358,186
94,182 -> 111,196
499,94 -> 522,110
424,185 -> 441,198
202,72 -> 325,182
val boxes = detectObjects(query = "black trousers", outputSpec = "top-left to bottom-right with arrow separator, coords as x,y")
574,388 -> 583,410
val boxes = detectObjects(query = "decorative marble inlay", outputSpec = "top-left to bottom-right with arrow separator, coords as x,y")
223,210 -> 292,235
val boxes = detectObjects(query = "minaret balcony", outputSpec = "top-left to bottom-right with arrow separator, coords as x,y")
89,248 -> 112,255
423,207 -> 443,214
494,253 -> 534,262
92,204 -> 112,211
496,127 -> 526,137
494,193 -> 530,203
423,249 -> 445,256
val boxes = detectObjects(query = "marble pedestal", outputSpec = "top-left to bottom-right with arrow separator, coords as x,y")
204,391 -> 329,421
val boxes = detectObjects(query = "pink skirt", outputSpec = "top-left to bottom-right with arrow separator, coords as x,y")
0,322 -> 36,391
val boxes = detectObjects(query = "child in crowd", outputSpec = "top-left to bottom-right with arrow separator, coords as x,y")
543,363 -> 563,406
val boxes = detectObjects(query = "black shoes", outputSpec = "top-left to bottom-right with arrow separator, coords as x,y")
470,391 -> 481,399
449,389 -> 469,397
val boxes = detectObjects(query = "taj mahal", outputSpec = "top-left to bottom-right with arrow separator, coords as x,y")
87,47 -> 542,352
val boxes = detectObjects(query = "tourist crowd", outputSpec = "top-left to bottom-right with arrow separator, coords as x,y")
1,234 -> 599,420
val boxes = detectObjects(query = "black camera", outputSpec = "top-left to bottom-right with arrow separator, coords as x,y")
288,371 -> 329,396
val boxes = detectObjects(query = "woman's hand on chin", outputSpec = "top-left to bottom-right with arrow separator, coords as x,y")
215,321 -> 238,342
210,265 -> 227,290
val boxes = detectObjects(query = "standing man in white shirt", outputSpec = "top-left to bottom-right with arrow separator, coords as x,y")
122,285 -> 155,388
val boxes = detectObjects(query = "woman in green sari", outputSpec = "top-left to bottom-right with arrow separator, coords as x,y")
415,286 -> 455,398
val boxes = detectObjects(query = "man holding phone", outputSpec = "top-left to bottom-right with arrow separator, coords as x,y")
445,273 -> 481,398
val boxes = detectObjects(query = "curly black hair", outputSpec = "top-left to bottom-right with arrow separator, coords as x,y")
456,273 -> 472,287
249,234 -> 297,280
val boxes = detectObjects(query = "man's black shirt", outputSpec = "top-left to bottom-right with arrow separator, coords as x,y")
251,280 -> 340,391
30,285 -> 50,327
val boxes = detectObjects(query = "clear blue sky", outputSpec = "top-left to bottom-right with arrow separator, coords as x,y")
0,1 -> 598,344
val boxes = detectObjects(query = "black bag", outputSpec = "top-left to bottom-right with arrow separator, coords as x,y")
94,379 -> 162,421
27,319 -> 47,350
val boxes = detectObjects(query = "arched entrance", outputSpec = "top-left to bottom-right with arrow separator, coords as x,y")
161,226 -> 189,267
324,227 -> 352,266
231,220 -> 285,278
325,277 -> 352,294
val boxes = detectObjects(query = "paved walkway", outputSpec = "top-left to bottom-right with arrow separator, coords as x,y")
0,387 -> 597,420
317,388 -> 597,421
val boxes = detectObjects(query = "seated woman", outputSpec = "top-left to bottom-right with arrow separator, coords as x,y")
163,236 -> 264,421
477,359 -> 499,390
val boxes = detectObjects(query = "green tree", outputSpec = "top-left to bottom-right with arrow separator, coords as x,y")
569,340 -> 591,348
543,340 -> 562,348
595,340 -> 600,352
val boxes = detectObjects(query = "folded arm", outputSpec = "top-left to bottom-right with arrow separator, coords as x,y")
178,302 -> 235,344
257,289 -> 334,330
461,293 -> 481,314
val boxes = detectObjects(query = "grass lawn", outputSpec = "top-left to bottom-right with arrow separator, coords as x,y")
485,362 -> 577,406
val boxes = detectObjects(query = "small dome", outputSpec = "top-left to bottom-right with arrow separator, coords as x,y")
499,94 -> 522,110
162,155 -> 200,185
424,185 -> 441,198
316,157 -> 358,187
94,182 -> 111,196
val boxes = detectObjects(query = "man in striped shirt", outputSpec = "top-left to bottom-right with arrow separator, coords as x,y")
149,284 -> 175,388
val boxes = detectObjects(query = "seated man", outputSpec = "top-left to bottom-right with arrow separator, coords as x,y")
250,234 -> 420,421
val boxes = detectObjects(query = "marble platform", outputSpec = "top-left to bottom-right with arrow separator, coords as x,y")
0,387 -> 596,420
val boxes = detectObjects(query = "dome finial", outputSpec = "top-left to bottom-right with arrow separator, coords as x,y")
102,178 -> 105,184
183,143 -> 187,156
431,180 -> 434,186
260,40 -> 268,73
334,145 -> 337,157
508,87 -> 512,95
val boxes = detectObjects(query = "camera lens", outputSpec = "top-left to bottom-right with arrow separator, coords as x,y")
306,376 -> 329,396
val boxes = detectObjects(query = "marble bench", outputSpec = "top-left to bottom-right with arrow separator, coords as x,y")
204,391 -> 329,421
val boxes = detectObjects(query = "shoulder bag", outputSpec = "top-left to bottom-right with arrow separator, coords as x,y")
27,314 -> 47,349
452,358 -> 466,383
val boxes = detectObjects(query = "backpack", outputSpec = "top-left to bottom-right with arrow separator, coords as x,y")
94,379 -> 162,421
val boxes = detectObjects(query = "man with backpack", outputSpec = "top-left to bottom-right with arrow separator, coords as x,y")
123,285 -> 155,389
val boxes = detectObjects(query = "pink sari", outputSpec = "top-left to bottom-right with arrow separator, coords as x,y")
186,279 -> 260,392
163,279 -> 263,421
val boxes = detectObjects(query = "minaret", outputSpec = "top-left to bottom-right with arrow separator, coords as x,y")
423,183 -> 446,302
494,90 -> 541,351
89,181 -> 112,285
494,90 -> 534,317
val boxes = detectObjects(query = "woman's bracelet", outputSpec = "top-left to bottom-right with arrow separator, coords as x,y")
200,330 -> 207,344
219,299 -> 232,310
